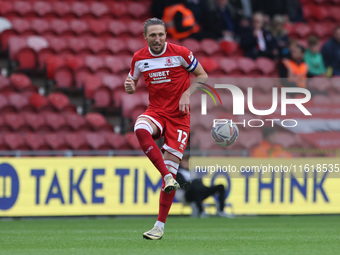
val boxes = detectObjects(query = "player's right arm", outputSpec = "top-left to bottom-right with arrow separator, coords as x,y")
124,76 -> 138,94
125,52 -> 141,94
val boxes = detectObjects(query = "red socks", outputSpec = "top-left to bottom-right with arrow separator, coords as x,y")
135,129 -> 170,177
157,172 -> 176,223
135,128 -> 176,223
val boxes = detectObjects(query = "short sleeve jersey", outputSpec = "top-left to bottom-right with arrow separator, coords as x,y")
129,42 -> 198,117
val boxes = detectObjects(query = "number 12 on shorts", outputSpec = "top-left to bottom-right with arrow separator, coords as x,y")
177,129 -> 188,144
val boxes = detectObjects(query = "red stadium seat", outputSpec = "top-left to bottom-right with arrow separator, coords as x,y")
46,36 -> 68,53
201,38 -> 221,56
30,19 -> 51,35
87,19 -> 110,37
328,7 -> 340,22
90,2 -> 110,18
13,1 -> 34,18
85,112 -> 113,131
126,2 -> 149,19
8,93 -> 33,112
126,38 -> 146,54
9,73 -> 32,91
17,47 -> 36,70
312,22 -> 335,40
4,113 -> 30,132
125,131 -> 141,150
121,92 -> 148,119
104,55 -> 129,74
256,77 -> 277,93
50,19 -> 71,36
330,76 -> 340,93
10,18 -> 32,35
199,57 -> 219,74
308,77 -> 331,93
0,75 -> 13,94
0,25 -> 16,51
46,55 -> 66,79
0,1 -> 14,17
87,37 -> 109,55
255,57 -> 276,76
83,74 -> 102,99
8,36 -> 27,61
29,93 -> 51,112
64,112 -> 90,132
52,2 -> 72,18
65,132 -> 91,150
312,94 -> 331,104
289,23 -> 312,39
69,19 -> 90,36
182,38 -> 202,55
71,2 -> 90,18
85,132 -> 110,150
274,131 -> 298,148
310,6 -> 329,22
101,74 -> 124,91
44,112 -> 70,132
44,132 -> 69,150
104,132 -> 130,150
108,2 -> 128,18
93,87 -> 112,109
22,112 -> 50,132
235,130 -> 262,150
126,20 -> 144,36
24,133 -> 49,150
32,1 -> 55,18
220,40 -> 242,56
106,38 -> 128,55
84,56 -> 106,73
54,66 -> 74,90
0,115 -> 11,133
108,20 -> 127,36
48,92 -> 75,112
217,57 -> 241,74
4,133 -> 29,150
238,57 -> 258,75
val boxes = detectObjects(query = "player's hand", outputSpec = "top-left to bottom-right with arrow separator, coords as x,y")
124,78 -> 136,94
179,92 -> 190,115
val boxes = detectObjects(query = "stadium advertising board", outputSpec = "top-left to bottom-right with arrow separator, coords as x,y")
0,157 -> 339,216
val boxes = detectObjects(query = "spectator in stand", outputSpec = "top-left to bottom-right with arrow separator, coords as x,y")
252,128 -> 293,158
304,36 -> 326,77
271,15 -> 289,58
279,42 -> 308,88
252,0 -> 302,22
162,2 -> 200,40
215,0 -> 237,40
188,0 -> 236,40
239,12 -> 278,59
321,26 -> 340,77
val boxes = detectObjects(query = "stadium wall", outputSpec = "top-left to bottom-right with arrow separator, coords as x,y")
0,157 -> 339,217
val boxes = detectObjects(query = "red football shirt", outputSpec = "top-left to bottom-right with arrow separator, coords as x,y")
129,42 -> 198,117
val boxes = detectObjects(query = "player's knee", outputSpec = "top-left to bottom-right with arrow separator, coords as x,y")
134,119 -> 153,135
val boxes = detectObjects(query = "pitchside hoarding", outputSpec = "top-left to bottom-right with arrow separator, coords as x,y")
0,157 -> 339,217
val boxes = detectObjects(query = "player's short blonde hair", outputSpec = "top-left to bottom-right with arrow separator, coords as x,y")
144,18 -> 166,35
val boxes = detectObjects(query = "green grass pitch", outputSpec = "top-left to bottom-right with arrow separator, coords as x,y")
0,215 -> 339,255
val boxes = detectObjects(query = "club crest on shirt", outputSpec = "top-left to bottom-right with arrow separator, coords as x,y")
165,57 -> 174,66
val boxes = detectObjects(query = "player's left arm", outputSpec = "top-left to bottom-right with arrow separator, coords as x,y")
179,62 -> 208,114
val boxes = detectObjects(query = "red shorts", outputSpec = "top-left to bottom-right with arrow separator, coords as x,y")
138,109 -> 190,160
